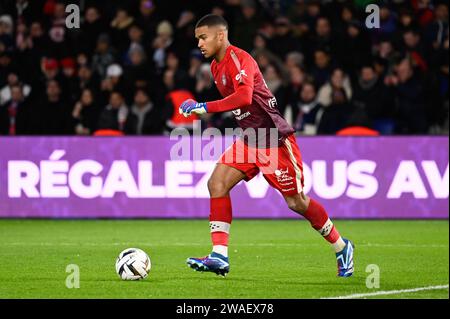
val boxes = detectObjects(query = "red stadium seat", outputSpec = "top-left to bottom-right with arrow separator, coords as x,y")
336,126 -> 380,136
93,129 -> 125,136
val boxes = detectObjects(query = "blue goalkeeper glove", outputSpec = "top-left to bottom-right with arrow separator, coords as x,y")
179,99 -> 207,117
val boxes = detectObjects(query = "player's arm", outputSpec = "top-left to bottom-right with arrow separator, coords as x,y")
179,86 -> 253,116
180,52 -> 255,117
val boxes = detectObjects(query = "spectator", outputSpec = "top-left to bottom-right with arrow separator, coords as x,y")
310,48 -> 333,88
252,48 -> 285,75
165,51 -> 189,90
123,45 -> 152,97
395,8 -> 419,45
18,21 -> 51,83
341,20 -> 372,76
3,0 -> 43,26
306,16 -> 341,64
269,16 -> 302,60
401,28 -> 429,72
135,0 -> 161,43
286,64 -> 307,110
195,63 -> 220,102
91,33 -> 116,79
285,51 -> 305,70
335,5 -> 357,38
412,0 -> 435,27
232,0 -> 262,52
152,20 -> 174,74
187,49 -> 204,91
252,32 -> 270,51
0,73 -> 31,106
60,57 -> 79,104
46,2 -> 70,58
77,64 -> 99,94
0,15 -> 14,51
78,6 -> 107,55
352,65 -> 395,134
0,52 -> 14,87
317,87 -> 353,134
125,88 -> 165,135
72,88 -> 101,135
317,67 -> 352,107
40,57 -> 60,82
110,7 -> 135,55
100,63 -> 125,98
97,91 -> 128,132
125,24 -> 145,64
425,3 -> 449,50
39,79 -> 72,135
292,82 -> 323,135
374,37 -> 401,76
289,0 -> 322,38
376,4 -> 398,40
0,84 -> 32,135
385,58 -> 428,133
173,10 -> 197,67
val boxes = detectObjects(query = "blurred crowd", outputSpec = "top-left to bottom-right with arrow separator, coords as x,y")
0,0 -> 448,136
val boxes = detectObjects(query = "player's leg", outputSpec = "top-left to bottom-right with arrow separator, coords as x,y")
284,192 -> 346,252
186,163 -> 246,276
283,192 -> 354,277
207,163 -> 246,258
284,192 -> 350,253
260,134 -> 354,277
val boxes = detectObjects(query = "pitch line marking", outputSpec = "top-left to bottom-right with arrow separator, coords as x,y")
1,242 -> 447,248
323,284 -> 449,299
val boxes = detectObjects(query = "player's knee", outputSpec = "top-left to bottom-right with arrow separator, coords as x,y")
207,177 -> 229,197
286,195 -> 308,214
295,199 -> 309,214
286,197 -> 298,211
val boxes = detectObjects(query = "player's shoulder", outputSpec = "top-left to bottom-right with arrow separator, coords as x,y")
227,45 -> 256,75
230,45 -> 254,62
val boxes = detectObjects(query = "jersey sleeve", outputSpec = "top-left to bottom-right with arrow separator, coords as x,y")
229,50 -> 255,91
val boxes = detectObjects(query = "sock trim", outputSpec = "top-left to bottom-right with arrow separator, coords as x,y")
210,221 -> 230,233
318,218 -> 333,236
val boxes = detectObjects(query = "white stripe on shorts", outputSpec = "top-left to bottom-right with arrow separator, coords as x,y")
284,138 -> 303,193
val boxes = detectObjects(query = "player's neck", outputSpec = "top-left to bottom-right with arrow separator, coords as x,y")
214,42 -> 231,63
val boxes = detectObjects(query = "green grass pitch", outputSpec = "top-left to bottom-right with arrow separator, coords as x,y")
0,219 -> 448,299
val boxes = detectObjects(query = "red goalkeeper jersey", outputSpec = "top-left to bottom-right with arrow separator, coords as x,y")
208,45 -> 294,147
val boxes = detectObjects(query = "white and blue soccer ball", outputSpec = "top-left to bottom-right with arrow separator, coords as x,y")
115,248 -> 151,280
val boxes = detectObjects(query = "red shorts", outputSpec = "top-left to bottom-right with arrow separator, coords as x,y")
218,134 -> 304,196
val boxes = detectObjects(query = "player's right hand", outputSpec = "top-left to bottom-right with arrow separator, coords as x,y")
179,99 -> 207,117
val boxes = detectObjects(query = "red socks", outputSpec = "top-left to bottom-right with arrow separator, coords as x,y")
210,197 -> 232,256
303,198 -> 341,244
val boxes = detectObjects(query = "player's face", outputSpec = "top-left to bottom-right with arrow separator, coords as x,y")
195,26 -> 225,59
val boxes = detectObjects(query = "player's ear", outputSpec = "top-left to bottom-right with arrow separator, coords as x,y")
217,28 -> 226,42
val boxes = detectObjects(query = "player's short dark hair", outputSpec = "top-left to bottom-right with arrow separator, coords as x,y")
195,14 -> 228,30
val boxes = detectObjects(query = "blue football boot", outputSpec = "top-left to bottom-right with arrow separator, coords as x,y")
186,252 -> 229,276
336,238 -> 354,277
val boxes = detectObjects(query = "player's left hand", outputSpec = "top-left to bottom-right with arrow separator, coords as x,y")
179,99 -> 207,117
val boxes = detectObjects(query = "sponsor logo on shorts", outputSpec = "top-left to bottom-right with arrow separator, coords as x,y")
274,168 -> 294,184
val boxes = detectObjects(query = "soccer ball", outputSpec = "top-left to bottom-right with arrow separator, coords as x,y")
115,248 -> 151,280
